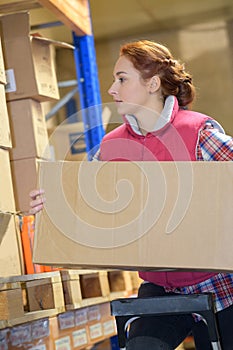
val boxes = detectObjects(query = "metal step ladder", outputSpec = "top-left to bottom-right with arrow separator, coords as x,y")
111,294 -> 222,349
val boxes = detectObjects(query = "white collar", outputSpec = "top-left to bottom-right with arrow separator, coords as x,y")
125,95 -> 175,135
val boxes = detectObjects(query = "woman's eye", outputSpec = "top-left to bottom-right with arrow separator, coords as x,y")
119,77 -> 125,83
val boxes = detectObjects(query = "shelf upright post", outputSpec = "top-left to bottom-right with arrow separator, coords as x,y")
72,32 -> 105,160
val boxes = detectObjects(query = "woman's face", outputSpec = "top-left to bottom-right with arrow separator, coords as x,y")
108,56 -> 152,116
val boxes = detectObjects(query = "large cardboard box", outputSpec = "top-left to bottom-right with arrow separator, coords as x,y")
0,148 -> 15,212
0,84 -> 11,148
0,12 -> 72,102
8,99 -> 51,161
11,157 -> 38,214
33,161 -> 233,272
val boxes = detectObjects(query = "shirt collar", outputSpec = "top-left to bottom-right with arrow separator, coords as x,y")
125,95 -> 175,135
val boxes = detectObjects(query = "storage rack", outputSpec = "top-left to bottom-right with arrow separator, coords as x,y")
0,1 -> 120,349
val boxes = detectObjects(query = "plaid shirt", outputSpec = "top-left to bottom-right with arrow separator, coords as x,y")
166,124 -> 233,314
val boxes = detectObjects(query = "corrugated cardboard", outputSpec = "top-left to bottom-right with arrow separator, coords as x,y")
0,84 -> 11,148
8,99 -> 51,161
0,148 -> 15,212
0,12 -> 72,102
33,161 -> 233,272
10,157 -> 38,214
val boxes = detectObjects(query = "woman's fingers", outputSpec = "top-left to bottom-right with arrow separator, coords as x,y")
29,189 -> 45,200
29,189 -> 46,215
29,203 -> 44,215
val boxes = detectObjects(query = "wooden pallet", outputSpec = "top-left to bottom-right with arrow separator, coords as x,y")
129,271 -> 143,293
0,281 -> 24,321
0,271 -> 65,328
108,271 -> 133,300
61,270 -> 110,310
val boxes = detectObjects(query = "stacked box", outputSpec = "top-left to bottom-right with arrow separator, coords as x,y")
0,11 -> 61,102
0,11 -> 73,213
8,99 -> 52,213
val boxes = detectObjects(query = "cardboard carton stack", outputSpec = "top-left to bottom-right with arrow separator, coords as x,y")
0,11 -> 73,213
0,34 -> 24,277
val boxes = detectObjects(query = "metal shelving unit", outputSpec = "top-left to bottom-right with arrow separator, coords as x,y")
73,31 -> 105,160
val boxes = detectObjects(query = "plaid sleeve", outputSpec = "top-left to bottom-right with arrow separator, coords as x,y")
197,128 -> 233,161
91,147 -> 101,161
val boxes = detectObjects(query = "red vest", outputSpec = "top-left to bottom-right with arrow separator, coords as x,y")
100,97 -> 216,287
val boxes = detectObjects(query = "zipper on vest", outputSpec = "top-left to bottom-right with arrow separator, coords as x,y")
141,136 -> 146,160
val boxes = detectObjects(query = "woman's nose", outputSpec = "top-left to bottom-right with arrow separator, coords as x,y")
108,82 -> 117,96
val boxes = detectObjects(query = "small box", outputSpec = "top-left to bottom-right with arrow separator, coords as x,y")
0,84 -> 11,148
0,12 -> 73,102
8,99 -> 51,161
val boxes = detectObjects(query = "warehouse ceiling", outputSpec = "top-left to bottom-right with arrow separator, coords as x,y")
0,0 -> 233,44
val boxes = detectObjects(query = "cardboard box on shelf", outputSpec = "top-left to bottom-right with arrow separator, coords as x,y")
33,161 -> 233,272
8,99 -> 51,161
48,121 -> 87,161
0,148 -> 15,212
10,157 -> 39,214
0,11 -> 73,102
0,83 -> 11,148
48,105 -> 112,161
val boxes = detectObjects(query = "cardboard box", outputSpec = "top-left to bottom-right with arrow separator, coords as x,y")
48,106 -> 112,161
33,161 -> 233,272
0,36 -> 6,84
10,157 -> 38,213
0,83 -> 11,148
0,12 -> 73,102
0,148 -> 15,212
48,122 -> 87,161
8,99 -> 51,160
0,214 -> 24,276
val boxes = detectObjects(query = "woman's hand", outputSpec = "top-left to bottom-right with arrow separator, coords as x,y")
29,189 -> 46,215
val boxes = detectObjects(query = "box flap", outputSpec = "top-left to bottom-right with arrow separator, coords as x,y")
0,11 -> 30,40
31,35 -> 74,49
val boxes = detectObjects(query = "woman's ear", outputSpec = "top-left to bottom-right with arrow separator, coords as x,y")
148,75 -> 161,94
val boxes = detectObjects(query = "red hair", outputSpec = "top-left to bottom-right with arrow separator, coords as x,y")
120,40 -> 195,107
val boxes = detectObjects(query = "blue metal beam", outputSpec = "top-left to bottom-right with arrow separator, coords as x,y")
72,33 -> 105,160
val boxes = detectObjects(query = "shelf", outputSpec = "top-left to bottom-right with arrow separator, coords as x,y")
0,0 -> 92,36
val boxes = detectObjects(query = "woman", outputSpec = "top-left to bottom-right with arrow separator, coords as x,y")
30,40 -> 233,349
